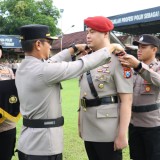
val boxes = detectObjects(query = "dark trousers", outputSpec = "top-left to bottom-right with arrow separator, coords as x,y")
129,123 -> 160,160
84,141 -> 122,160
18,151 -> 62,160
0,127 -> 16,160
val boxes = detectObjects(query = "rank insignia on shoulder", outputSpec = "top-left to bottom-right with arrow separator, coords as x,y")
123,67 -> 132,78
145,85 -> 151,92
149,64 -> 153,68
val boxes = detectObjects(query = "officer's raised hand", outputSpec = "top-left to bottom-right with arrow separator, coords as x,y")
109,43 -> 126,55
68,44 -> 90,56
119,54 -> 140,68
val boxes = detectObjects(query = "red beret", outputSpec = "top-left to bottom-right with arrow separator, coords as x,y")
84,16 -> 114,32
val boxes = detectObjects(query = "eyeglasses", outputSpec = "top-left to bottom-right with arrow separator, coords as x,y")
43,39 -> 53,46
36,39 -> 53,46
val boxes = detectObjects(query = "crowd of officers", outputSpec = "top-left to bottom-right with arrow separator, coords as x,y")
0,16 -> 160,160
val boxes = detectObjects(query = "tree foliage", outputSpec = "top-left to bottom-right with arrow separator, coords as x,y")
0,0 -> 61,36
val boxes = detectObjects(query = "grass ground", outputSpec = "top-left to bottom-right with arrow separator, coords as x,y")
12,79 -> 130,160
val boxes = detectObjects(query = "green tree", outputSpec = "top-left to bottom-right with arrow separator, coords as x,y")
0,0 -> 61,36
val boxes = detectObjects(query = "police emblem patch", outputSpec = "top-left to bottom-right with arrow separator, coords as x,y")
9,95 -> 18,104
123,67 -> 132,78
145,86 -> 151,92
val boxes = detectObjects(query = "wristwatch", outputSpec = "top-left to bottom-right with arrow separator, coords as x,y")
134,62 -> 142,72
71,44 -> 78,52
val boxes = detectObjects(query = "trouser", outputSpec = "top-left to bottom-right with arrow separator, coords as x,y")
18,151 -> 62,160
0,127 -> 16,160
84,141 -> 122,160
129,123 -> 160,160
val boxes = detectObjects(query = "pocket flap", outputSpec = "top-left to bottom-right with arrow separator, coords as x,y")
97,107 -> 118,118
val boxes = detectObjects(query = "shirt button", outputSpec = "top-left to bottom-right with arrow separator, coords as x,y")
83,92 -> 87,96
106,113 -> 109,117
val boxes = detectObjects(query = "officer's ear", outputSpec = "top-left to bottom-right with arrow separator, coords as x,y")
153,46 -> 158,54
34,40 -> 41,51
104,32 -> 109,37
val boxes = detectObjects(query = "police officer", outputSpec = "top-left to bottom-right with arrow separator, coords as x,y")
0,42 -> 16,160
78,16 -> 133,160
15,24 -> 125,160
119,34 -> 160,160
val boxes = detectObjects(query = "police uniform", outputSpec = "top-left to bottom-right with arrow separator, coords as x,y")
0,47 -> 16,160
79,16 -> 133,160
128,35 -> 160,160
15,24 -> 115,159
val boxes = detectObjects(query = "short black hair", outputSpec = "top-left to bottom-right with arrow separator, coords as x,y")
21,39 -> 47,53
21,40 -> 36,52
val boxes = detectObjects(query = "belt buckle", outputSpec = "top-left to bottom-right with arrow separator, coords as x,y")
111,96 -> 115,103
81,98 -> 87,111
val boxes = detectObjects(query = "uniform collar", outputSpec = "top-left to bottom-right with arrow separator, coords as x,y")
25,56 -> 45,62
148,59 -> 158,68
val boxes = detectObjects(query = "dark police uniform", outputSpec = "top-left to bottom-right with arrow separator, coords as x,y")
15,24 -> 115,160
0,43 -> 18,160
128,35 -> 160,160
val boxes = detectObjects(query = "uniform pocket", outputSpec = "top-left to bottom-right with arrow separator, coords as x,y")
97,106 -> 118,118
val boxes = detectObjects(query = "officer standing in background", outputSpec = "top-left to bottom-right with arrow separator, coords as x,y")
0,42 -> 16,160
15,24 -> 125,160
78,16 -> 133,160
119,34 -> 160,160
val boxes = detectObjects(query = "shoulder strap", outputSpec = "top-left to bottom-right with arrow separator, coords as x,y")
86,71 -> 99,98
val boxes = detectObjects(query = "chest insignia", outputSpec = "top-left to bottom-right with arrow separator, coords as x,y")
97,69 -> 102,72
98,83 -> 104,89
102,64 -> 109,68
9,95 -> 18,104
104,70 -> 110,73
100,76 -> 104,80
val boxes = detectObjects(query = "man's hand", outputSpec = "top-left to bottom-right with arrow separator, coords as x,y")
109,43 -> 126,55
69,44 -> 92,57
76,44 -> 92,57
114,135 -> 128,151
119,54 -> 140,68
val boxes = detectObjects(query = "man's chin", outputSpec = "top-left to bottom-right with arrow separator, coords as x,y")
137,56 -> 142,61
88,44 -> 94,49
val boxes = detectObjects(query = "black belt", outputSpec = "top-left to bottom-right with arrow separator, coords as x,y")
81,96 -> 118,108
23,116 -> 64,128
132,103 -> 160,112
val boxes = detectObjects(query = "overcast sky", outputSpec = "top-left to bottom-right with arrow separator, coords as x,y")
53,0 -> 159,34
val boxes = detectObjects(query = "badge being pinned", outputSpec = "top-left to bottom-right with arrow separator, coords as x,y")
123,67 -> 132,78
